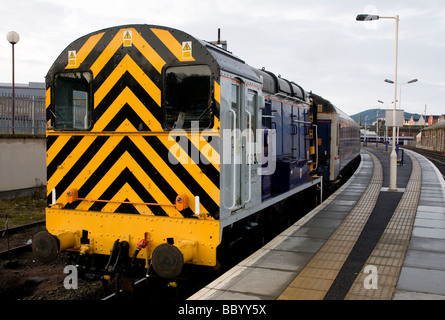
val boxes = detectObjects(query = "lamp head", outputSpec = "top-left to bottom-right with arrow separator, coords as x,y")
356,14 -> 380,21
6,31 -> 20,45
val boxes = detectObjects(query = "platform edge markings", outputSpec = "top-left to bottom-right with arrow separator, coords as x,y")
277,150 -> 383,300
189,151 -> 372,300
345,151 -> 421,300
393,150 -> 445,299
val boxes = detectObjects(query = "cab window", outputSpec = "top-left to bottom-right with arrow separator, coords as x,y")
53,72 -> 92,130
164,65 -> 212,130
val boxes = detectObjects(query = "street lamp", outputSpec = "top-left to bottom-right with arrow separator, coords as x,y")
6,31 -> 20,134
356,13 -> 399,191
384,78 -> 418,110
384,78 -> 418,146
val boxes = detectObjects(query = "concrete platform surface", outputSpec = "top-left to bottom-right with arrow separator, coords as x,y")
190,146 -> 445,300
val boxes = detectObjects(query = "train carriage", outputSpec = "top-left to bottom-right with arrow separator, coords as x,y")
33,24 -> 358,290
312,93 -> 360,183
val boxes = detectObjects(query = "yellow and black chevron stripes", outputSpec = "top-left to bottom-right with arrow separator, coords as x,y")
90,28 -> 167,77
94,54 -> 161,109
65,32 -> 105,70
92,86 -> 161,132
150,28 -> 195,62
45,87 -> 51,109
46,25 -> 221,218
47,127 -> 220,217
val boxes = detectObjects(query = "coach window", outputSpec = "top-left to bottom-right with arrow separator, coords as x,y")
165,65 -> 212,130
53,72 -> 92,130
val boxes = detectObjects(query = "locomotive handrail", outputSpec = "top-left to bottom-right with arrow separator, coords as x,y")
228,108 -> 237,210
291,115 -> 312,125
73,197 -> 176,207
313,124 -> 319,171
245,109 -> 252,204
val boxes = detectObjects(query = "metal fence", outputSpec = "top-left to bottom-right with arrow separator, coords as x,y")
0,93 -> 46,135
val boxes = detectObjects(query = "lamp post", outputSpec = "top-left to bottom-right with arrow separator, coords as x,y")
364,116 -> 368,147
378,99 -> 398,152
6,31 -> 20,134
356,13 -> 399,191
378,100 -> 388,151
384,78 -> 418,146
376,109 -> 380,148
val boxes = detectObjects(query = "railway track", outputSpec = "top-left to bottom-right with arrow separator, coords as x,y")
0,220 -> 45,260
403,145 -> 445,179
0,220 -> 45,238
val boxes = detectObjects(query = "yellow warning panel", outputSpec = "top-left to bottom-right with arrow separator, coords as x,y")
68,51 -> 76,67
123,30 -> 132,47
182,41 -> 192,59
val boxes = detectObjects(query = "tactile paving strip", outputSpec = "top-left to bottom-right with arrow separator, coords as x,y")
345,151 -> 421,300
278,150 -> 383,300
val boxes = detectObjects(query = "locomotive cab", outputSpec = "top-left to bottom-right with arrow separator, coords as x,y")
36,25 -> 224,286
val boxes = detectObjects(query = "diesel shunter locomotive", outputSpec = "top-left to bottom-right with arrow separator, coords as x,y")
33,24 -> 360,292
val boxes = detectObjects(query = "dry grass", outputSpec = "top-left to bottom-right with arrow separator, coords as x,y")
0,193 -> 46,228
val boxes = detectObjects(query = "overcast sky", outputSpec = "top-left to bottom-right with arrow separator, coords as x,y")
1,0 -> 444,116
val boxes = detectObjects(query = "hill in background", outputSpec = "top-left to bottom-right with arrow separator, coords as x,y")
350,109 -> 422,125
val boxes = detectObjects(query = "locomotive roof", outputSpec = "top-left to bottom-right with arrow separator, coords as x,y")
311,93 -> 336,112
197,39 -> 261,83
45,24 -> 307,101
312,93 -> 359,127
199,38 -> 307,100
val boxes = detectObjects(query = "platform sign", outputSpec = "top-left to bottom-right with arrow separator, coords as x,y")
385,109 -> 404,127
123,30 -> 132,47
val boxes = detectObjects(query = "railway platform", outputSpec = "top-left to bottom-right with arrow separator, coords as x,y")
190,145 -> 445,300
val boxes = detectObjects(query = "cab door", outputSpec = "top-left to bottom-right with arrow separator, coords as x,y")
226,81 -> 260,210
226,82 -> 242,210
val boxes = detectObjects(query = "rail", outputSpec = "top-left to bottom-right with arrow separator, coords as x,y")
0,220 -> 45,260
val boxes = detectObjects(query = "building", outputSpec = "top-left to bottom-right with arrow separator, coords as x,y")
0,82 -> 46,97
406,114 -> 445,127
421,121 -> 445,153
407,114 -> 426,126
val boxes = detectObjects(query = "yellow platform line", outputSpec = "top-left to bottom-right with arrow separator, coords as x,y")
345,151 -> 421,300
278,150 -> 383,300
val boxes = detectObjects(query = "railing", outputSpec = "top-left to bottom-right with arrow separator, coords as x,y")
0,93 -> 46,135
